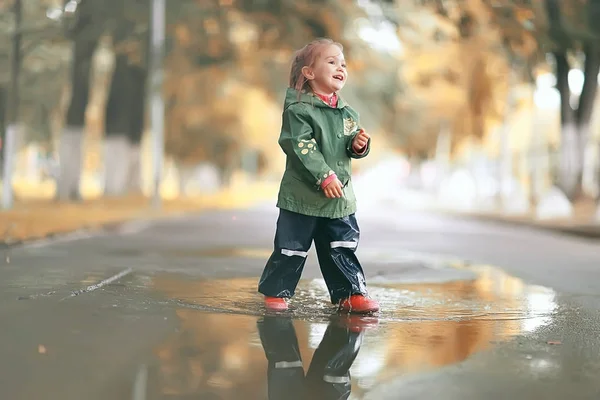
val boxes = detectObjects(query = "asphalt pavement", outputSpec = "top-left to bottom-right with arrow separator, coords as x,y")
2,196 -> 600,399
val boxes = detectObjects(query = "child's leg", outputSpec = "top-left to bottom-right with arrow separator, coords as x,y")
313,214 -> 368,304
258,209 -> 317,299
257,317 -> 306,400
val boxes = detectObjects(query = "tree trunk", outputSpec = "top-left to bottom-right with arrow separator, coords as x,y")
104,61 -> 147,196
57,36 -> 98,201
554,51 -> 581,200
178,164 -> 194,197
126,64 -> 147,194
104,54 -> 133,196
578,46 -> 600,198
554,46 -> 600,202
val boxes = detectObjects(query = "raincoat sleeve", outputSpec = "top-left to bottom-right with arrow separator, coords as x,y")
278,104 -> 336,188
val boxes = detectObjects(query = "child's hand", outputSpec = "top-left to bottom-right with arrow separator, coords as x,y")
323,178 -> 344,199
352,129 -> 370,150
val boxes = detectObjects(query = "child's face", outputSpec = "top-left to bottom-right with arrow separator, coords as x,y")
302,44 -> 347,95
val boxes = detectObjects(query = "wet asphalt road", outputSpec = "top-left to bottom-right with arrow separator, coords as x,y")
2,200 -> 600,399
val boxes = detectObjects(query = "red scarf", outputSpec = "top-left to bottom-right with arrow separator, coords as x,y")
315,92 -> 338,108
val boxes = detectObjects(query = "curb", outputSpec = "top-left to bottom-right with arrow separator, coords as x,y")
0,184 -> 278,251
435,210 -> 600,240
0,218 -> 150,251
0,194 -> 276,250
0,206 -> 212,251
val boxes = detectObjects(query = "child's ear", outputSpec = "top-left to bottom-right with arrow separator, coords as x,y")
301,66 -> 315,81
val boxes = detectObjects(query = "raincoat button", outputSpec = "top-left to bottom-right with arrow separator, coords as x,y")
337,133 -> 342,138
337,161 -> 343,166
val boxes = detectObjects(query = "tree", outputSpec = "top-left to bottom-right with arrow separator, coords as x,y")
482,0 -> 600,201
57,0 -> 218,199
0,0 -> 71,207
543,0 -> 600,200
103,5 -> 149,196
56,0 -> 106,201
383,0 -> 515,157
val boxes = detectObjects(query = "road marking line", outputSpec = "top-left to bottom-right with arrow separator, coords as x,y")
63,267 -> 133,299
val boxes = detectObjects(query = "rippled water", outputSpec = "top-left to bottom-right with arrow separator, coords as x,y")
150,262 -> 556,327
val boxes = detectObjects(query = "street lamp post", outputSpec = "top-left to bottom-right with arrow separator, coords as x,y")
2,0 -> 22,210
150,0 -> 165,209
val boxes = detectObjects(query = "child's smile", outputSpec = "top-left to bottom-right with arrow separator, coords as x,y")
303,44 -> 348,95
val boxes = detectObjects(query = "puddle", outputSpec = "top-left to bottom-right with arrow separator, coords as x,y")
162,247 -> 273,259
108,246 -> 273,260
146,263 -> 558,398
150,263 -> 556,325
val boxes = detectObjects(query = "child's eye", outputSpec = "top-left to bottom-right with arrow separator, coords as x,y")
329,61 -> 335,64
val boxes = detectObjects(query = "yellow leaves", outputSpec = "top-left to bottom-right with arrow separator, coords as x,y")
403,52 -> 454,82
164,54 -> 281,168
320,9 -> 344,42
514,7 -> 535,23
175,25 -> 192,46
203,18 -> 220,35
349,58 -> 366,72
418,81 -> 466,118
395,0 -> 530,155
235,84 -> 280,149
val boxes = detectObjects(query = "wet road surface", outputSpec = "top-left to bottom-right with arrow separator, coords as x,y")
2,204 -> 600,399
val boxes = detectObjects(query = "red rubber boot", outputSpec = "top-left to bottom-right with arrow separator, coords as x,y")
264,296 -> 288,311
339,295 -> 379,314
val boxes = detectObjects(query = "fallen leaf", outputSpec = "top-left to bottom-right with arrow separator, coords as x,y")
38,345 -> 47,354
547,340 -> 561,345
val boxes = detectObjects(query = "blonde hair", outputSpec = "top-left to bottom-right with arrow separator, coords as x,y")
289,38 -> 344,94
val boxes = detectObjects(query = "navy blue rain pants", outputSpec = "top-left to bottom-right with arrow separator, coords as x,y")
258,209 -> 368,304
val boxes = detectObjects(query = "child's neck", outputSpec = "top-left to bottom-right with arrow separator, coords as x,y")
314,90 -> 335,97
313,91 -> 338,107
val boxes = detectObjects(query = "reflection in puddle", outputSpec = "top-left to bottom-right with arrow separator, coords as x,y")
258,316 -> 364,400
153,311 -> 372,399
150,263 -> 557,398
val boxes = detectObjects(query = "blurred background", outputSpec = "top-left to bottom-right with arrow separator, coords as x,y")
1,3 -> 599,397
1,0 -> 600,240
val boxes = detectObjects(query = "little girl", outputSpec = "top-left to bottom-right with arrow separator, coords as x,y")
257,38 -> 379,314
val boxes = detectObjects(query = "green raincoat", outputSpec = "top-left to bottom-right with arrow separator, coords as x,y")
276,88 -> 370,219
